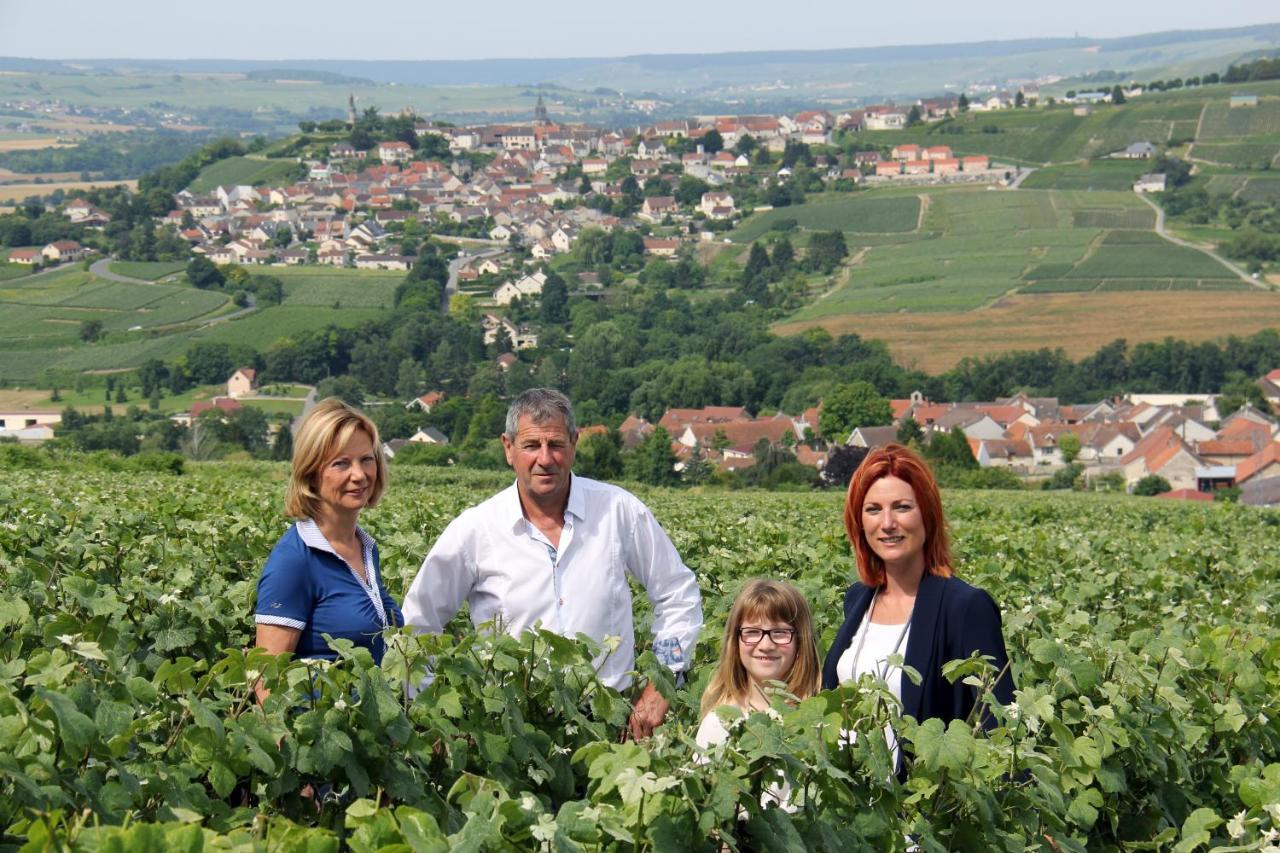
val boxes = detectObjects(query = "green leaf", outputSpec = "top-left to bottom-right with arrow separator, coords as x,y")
911,718 -> 974,772
35,687 -> 96,756
1066,788 -> 1102,827
208,761 -> 236,799
1172,807 -> 1221,853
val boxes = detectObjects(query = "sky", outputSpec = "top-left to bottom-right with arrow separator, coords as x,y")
0,0 -> 1276,61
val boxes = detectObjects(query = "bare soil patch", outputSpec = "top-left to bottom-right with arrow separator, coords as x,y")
0,179 -> 138,202
773,292 -> 1280,373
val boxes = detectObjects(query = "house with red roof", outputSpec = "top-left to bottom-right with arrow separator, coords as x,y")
1234,442 -> 1280,486
1114,426 -> 1203,491
227,368 -> 257,398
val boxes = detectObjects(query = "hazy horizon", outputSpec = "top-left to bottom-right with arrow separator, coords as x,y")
1,1 -> 1277,63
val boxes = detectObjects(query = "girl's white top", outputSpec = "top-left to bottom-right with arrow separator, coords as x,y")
695,705 -> 796,812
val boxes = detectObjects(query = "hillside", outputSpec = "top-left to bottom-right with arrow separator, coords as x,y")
0,264 -> 401,384
838,79 -> 1280,168
12,22 -> 1280,96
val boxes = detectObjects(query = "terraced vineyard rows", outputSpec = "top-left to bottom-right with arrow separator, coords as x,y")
1,464 -> 1277,849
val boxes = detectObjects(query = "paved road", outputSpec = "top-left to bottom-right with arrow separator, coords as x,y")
444,246 -> 504,312
292,386 -> 319,436
89,258 -> 155,284
1006,167 -> 1036,189
1135,192 -> 1259,288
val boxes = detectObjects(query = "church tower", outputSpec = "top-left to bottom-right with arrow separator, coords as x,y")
534,94 -> 548,124
347,94 -> 357,126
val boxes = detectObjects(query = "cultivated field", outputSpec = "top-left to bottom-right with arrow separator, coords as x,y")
775,290 -> 1280,372
0,465 -> 1275,848
0,178 -> 138,203
108,260 -> 188,281
842,80 -> 1280,168
730,194 -> 922,243
188,157 -> 302,193
767,182 -> 1280,370
273,266 -> 402,309
0,265 -> 396,383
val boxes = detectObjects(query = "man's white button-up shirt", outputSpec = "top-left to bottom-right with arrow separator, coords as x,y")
401,474 -> 703,689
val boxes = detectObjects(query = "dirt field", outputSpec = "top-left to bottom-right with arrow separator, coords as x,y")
0,168 -> 82,183
0,138 -> 71,152
0,179 -> 138,202
773,292 -> 1280,373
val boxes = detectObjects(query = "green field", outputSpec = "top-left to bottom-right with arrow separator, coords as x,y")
1019,160 -> 1149,191
192,305 -> 387,347
731,194 -> 921,243
0,264 -> 398,383
0,465 -> 1277,848
108,260 -> 188,280
778,186 -> 1248,320
839,82 -> 1280,169
188,157 -> 304,193
273,266 -> 403,309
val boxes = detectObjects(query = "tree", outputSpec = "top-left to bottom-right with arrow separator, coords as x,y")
907,105 -> 923,126
958,93 -> 970,113
681,443 -> 713,485
1133,474 -> 1171,496
1058,433 -> 1082,465
822,444 -> 868,488
624,427 -> 680,486
743,242 -> 771,292
79,319 -> 103,343
1216,372 -> 1270,417
698,129 -> 724,154
315,376 -> 367,408
807,230 -> 848,273
927,426 -> 979,470
818,381 -> 892,441
187,256 -> 225,290
896,417 -> 924,445
770,237 -> 794,274
575,429 -> 623,480
1111,85 -> 1126,105
1014,91 -> 1025,108
541,270 -> 569,324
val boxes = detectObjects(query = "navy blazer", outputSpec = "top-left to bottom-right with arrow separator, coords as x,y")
821,573 -> 1015,730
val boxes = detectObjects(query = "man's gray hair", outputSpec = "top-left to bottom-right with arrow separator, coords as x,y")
505,388 -> 577,440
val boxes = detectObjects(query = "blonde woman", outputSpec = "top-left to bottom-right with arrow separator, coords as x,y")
253,398 -> 401,691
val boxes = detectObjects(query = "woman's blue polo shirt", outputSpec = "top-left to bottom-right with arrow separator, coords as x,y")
254,519 -> 403,664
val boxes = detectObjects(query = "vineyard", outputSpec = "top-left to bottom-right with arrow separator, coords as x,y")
1,463 -> 1278,850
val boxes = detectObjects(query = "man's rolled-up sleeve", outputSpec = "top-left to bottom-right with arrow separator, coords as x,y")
624,501 -> 703,674
401,518 -> 477,636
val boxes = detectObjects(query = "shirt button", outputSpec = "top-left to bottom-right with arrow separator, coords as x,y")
559,597 -> 564,606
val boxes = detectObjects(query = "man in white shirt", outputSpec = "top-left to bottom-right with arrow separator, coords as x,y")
402,388 -> 703,738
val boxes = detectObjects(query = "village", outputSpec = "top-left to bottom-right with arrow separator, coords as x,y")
5,365 -> 1278,504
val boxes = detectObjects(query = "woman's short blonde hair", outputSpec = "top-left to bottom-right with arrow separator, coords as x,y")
285,398 -> 387,520
700,579 -> 820,717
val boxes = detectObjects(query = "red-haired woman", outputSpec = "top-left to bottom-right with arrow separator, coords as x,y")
821,443 -> 1014,736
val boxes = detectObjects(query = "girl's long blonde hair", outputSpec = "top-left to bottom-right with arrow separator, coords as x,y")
699,579 -> 820,717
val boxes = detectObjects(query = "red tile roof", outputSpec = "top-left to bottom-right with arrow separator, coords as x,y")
1235,442 -> 1280,484
1156,489 -> 1214,502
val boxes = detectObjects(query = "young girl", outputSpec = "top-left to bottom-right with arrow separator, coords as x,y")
696,579 -> 820,748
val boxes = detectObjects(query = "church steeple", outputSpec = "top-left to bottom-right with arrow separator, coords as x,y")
534,94 -> 548,124
347,93 -> 357,126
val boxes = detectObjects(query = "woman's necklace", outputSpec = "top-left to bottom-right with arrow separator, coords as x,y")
850,590 -> 913,683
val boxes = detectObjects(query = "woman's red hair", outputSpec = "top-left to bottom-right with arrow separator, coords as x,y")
843,443 -> 953,587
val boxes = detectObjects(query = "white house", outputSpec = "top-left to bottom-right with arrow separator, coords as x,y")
493,271 -> 548,305
227,368 -> 257,398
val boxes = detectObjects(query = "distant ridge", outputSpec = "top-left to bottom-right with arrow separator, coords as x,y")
3,22 -> 1279,88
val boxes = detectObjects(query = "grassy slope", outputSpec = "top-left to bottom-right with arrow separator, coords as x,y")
0,264 -> 396,383
188,157 -> 302,193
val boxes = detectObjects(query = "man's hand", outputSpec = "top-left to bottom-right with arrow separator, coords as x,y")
626,681 -> 671,740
